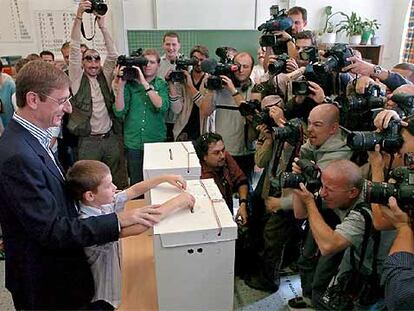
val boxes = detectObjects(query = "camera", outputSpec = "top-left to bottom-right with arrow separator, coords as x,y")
281,159 -> 322,193
268,53 -> 289,76
169,57 -> 199,82
364,166 -> 414,210
257,5 -> 293,33
201,48 -> 240,90
85,0 -> 108,16
239,100 -> 276,128
345,119 -> 404,154
390,93 -> 414,118
299,46 -> 318,63
117,52 -> 148,81
273,118 -> 303,145
313,43 -> 354,75
292,80 -> 310,96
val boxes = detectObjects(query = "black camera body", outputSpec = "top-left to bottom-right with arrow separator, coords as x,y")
257,5 -> 293,33
313,43 -> 354,75
239,100 -> 276,128
85,0 -> 108,15
364,166 -> 414,210
299,46 -> 319,63
117,54 -> 148,81
390,93 -> 414,118
292,80 -> 310,96
346,119 -> 404,153
273,118 -> 303,145
268,53 -> 289,76
281,158 -> 322,193
169,57 -> 199,82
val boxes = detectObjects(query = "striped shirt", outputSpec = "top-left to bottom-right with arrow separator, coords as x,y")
12,113 -> 63,176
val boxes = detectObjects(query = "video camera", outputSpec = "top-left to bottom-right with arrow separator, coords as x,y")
390,93 -> 414,118
169,57 -> 198,82
117,49 -> 148,81
281,159 -> 322,193
258,5 -> 293,54
364,165 -> 414,210
85,0 -> 108,16
345,119 -> 404,154
201,47 -> 240,90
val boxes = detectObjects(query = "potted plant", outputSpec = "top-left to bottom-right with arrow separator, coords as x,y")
336,11 -> 365,45
361,18 -> 380,45
320,6 -> 341,44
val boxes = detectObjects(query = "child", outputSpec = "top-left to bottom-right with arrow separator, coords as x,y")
66,160 -> 194,310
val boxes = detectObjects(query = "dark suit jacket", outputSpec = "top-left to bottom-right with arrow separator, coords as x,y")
0,119 -> 120,310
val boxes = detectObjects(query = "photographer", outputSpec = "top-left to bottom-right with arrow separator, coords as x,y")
113,49 -> 169,184
168,45 -> 209,141
68,0 -> 126,188
293,160 -> 389,309
200,52 -> 256,182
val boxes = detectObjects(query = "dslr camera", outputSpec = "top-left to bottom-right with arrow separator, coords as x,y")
292,80 -> 310,96
312,43 -> 354,75
273,118 -> 303,145
85,0 -> 108,16
390,93 -> 414,118
364,165 -> 414,210
268,53 -> 290,76
345,119 -> 404,154
239,100 -> 276,128
281,159 -> 322,193
117,50 -> 148,81
169,57 -> 198,82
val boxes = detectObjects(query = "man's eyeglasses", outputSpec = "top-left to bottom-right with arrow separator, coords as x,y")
83,55 -> 101,62
40,93 -> 72,106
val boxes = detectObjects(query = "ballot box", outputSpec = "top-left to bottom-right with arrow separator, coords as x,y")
143,141 -> 201,180
150,179 -> 237,311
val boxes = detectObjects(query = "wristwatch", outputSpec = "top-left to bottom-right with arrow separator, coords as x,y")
145,86 -> 154,92
372,65 -> 383,77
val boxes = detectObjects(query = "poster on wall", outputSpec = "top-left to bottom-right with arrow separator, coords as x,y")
0,0 -> 33,42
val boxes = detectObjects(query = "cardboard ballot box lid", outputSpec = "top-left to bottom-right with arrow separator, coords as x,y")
143,141 -> 200,172
151,179 -> 237,247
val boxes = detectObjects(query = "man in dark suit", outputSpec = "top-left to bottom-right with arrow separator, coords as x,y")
0,61 -> 160,310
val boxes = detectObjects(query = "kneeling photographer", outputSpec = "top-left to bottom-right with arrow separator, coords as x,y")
292,159 -> 390,310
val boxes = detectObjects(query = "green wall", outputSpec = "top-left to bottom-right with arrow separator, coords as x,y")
127,30 -> 261,62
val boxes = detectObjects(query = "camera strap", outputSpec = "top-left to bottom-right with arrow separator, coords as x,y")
81,16 -> 98,41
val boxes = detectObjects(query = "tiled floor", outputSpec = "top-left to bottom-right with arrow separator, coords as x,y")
0,259 -> 301,311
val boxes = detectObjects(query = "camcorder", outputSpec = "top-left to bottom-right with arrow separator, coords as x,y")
364,163 -> 414,210
337,84 -> 386,130
239,100 -> 276,128
268,53 -> 289,76
85,0 -> 108,15
345,119 -> 404,154
281,159 -> 322,193
117,49 -> 148,81
258,5 -> 293,54
201,47 -> 240,90
390,93 -> 414,118
169,57 -> 199,82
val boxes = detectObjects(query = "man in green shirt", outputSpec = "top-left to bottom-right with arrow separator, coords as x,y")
113,49 -> 169,184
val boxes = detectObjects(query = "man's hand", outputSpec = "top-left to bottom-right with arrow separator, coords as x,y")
175,192 -> 196,211
117,205 -> 162,228
368,144 -> 385,172
292,157 -> 302,174
293,182 -> 315,207
373,109 -> 408,130
96,14 -> 106,27
274,31 -> 293,42
76,0 -> 91,18
269,105 -> 286,127
236,203 -> 248,225
134,66 -> 147,86
183,70 -> 195,89
342,56 -> 375,76
307,81 -> 325,104
286,58 -> 299,73
113,65 -> 126,93
220,75 -> 236,93
381,197 -> 410,229
163,175 -> 187,190
256,124 -> 273,141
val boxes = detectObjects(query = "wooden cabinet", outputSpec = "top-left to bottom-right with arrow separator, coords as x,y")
350,45 -> 384,65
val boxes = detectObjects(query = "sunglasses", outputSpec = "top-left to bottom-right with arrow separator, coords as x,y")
83,55 -> 101,62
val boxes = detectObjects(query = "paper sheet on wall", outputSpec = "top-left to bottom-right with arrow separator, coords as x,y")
0,0 -> 33,42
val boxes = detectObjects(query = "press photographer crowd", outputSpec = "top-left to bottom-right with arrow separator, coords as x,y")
0,0 -> 414,310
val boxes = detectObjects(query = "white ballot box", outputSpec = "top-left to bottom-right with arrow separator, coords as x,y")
151,179 -> 237,311
143,141 -> 201,180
